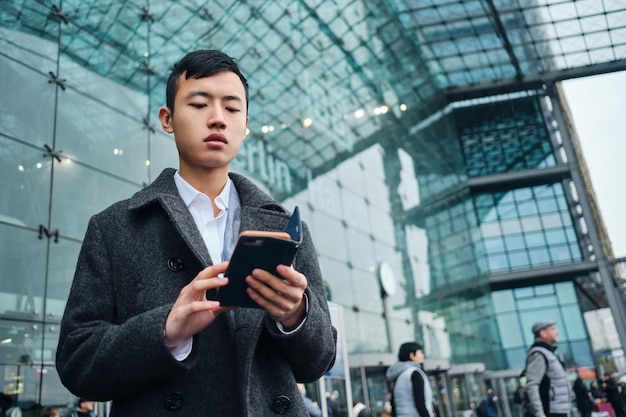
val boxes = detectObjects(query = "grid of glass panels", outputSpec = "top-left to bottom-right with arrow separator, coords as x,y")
390,0 -> 626,89
3,0 -> 625,187
456,96 -> 556,177
493,282 -> 593,370
424,199 -> 484,287
282,144 -> 415,355
476,183 -> 583,273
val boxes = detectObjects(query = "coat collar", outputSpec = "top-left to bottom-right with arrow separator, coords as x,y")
126,168 -> 291,266
128,168 -> 283,213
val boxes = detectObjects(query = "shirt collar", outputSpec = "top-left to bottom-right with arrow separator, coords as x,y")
174,171 -> 231,211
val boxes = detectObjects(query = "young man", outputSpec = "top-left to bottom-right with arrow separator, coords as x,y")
56,50 -> 337,416
386,342 -> 434,417
524,321 -> 573,417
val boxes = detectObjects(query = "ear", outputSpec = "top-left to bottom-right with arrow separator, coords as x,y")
243,116 -> 249,140
159,106 -> 174,134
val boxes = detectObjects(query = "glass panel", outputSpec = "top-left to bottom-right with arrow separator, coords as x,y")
0,320 -> 45,403
54,86 -> 149,184
148,128 -> 179,183
504,347 -> 527,370
496,312 -> 524,348
0,54 -> 55,147
51,162 -> 142,241
346,229 -> 375,276
319,257 -> 353,306
570,340 -> 594,368
555,281 -> 577,303
0,139 -> 51,229
0,225 -> 47,319
356,310 -> 389,353
561,305 -> 587,340
493,290 -> 515,313
46,239 -> 82,319
59,47 -> 149,116
311,212 -> 348,260
342,190 -> 370,232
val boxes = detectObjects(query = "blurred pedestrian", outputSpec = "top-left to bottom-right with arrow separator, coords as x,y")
573,374 -> 594,417
299,384 -> 321,417
603,373 -> 626,417
71,398 -> 96,417
513,386 -> 525,417
41,407 -> 60,417
386,342 -> 434,417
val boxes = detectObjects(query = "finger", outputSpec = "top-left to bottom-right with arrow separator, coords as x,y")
246,272 -> 303,314
177,276 -> 229,304
196,262 -> 229,280
275,264 -> 307,289
247,286 -> 291,315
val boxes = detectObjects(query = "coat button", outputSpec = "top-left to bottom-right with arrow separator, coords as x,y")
271,395 -> 291,414
167,257 -> 184,272
164,392 -> 183,411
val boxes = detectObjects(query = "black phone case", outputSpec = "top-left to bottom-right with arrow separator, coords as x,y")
216,207 -> 302,308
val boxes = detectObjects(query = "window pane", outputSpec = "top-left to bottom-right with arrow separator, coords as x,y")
0,140 -> 51,229
497,312 -> 524,348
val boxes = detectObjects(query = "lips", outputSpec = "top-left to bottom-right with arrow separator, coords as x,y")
205,133 -> 227,143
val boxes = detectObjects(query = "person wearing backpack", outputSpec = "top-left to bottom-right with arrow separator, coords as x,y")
524,321 -> 574,417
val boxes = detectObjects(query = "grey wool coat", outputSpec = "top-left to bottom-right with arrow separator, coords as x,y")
56,168 -> 337,417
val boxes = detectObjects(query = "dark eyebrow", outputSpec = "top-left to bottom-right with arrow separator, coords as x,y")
185,91 -> 243,104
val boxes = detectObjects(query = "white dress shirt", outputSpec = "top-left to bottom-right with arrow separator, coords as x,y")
168,172 -> 307,360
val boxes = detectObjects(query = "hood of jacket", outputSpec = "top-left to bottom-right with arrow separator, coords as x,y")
386,361 -> 422,383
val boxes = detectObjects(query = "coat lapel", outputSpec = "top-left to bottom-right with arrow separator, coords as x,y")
128,168 -> 212,266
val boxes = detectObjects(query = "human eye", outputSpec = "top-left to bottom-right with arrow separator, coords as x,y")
190,103 -> 206,109
225,106 -> 241,113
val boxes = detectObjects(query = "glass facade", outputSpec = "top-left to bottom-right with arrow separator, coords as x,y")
493,282 -> 593,371
1,0 -> 625,415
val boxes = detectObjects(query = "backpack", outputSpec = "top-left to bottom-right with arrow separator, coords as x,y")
476,400 -> 488,417
520,350 -> 549,417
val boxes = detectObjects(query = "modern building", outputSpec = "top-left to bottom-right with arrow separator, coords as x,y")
1,1 -> 625,416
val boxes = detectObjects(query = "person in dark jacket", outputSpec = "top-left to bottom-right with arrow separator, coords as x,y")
603,373 -> 626,417
573,375 -> 594,417
56,49 -> 337,417
524,320 -> 574,417
386,342 -> 433,417
483,388 -> 500,417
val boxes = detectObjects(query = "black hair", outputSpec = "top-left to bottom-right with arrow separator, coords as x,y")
398,342 -> 423,361
165,49 -> 249,114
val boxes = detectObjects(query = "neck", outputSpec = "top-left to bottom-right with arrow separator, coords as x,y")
178,166 -> 229,199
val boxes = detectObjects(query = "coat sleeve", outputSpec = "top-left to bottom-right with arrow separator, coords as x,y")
55,215 -> 189,400
525,352 -> 547,417
412,371 -> 430,417
262,221 -> 337,382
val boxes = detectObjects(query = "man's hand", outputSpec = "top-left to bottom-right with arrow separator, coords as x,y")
245,264 -> 307,330
164,262 -> 233,348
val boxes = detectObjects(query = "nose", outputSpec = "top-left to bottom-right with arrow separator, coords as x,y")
208,105 -> 226,129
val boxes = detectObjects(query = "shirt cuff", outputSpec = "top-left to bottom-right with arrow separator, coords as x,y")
275,292 -> 309,334
169,337 -> 193,361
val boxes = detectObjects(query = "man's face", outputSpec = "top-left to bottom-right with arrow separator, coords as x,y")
80,401 -> 94,411
159,71 -> 248,176
540,324 -> 558,344
410,349 -> 424,364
